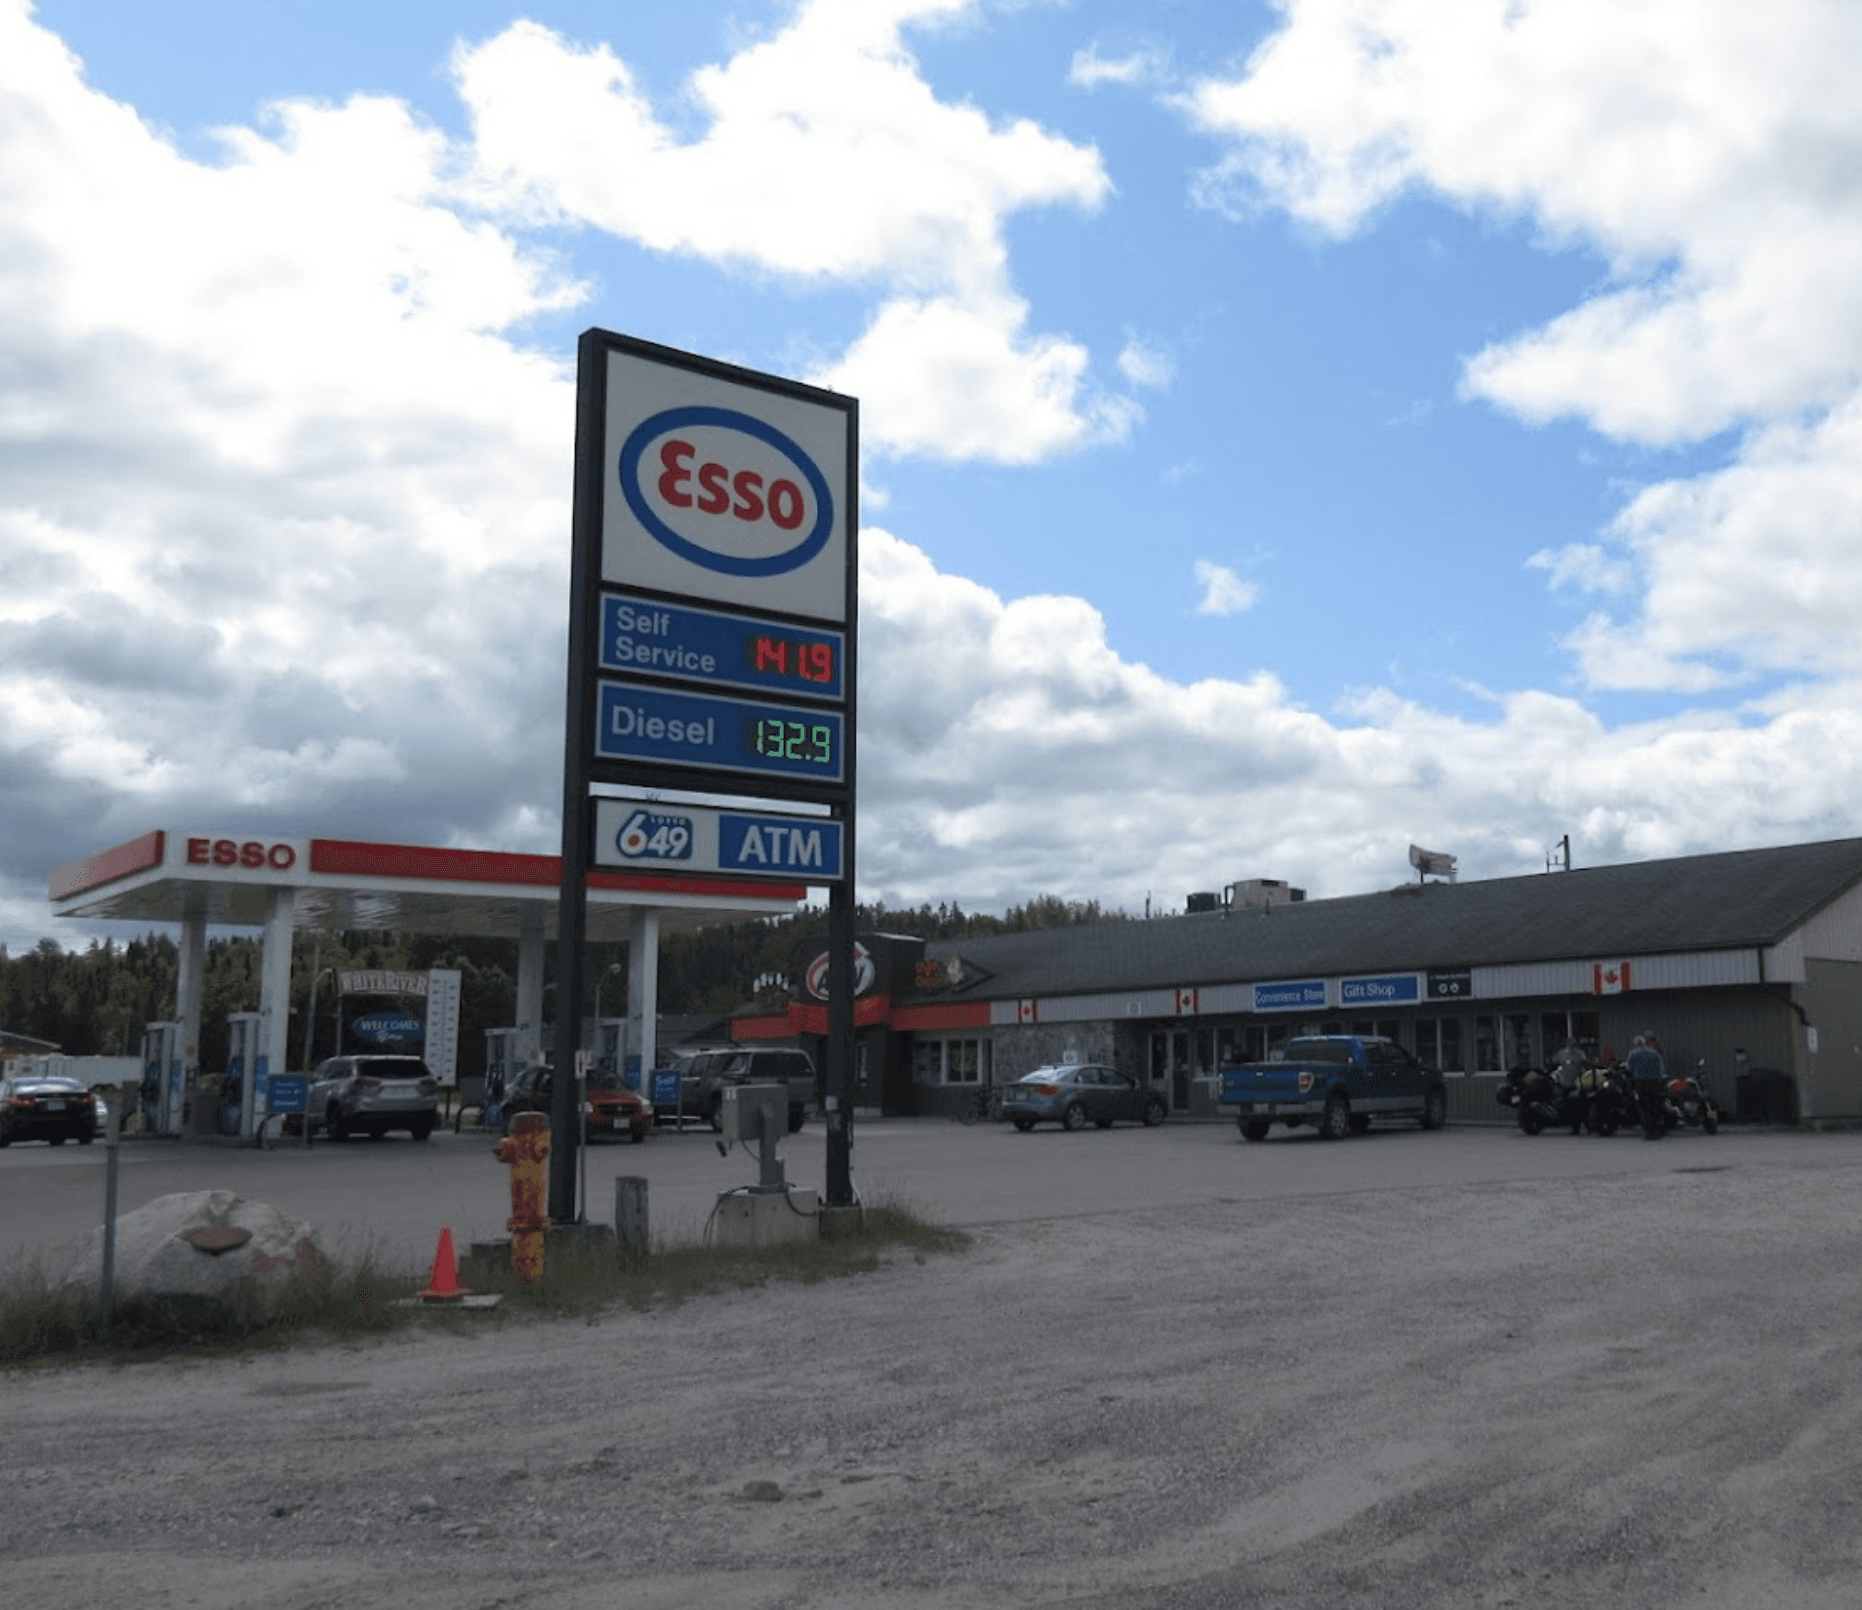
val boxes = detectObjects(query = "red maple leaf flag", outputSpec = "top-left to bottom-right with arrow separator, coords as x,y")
1593,961 -> 1633,995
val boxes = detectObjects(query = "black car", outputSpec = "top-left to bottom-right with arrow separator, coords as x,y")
0,1075 -> 100,1146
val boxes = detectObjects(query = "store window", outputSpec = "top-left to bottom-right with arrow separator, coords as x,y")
1475,1015 -> 1532,1073
1414,1018 -> 1464,1074
1475,1016 -> 1501,1074
912,1037 -> 990,1085
1539,1011 -> 1600,1060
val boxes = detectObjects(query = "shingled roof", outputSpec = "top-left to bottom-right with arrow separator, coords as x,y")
921,837 -> 1862,1001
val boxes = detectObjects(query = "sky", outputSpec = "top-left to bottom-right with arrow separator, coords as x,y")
7,0 -> 1862,953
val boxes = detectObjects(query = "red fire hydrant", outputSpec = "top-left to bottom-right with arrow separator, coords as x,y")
492,1111 -> 550,1285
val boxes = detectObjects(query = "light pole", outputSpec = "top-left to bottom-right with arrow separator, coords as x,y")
593,962 -> 624,1036
301,967 -> 335,1070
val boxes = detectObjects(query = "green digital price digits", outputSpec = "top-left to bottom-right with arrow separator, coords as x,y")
746,716 -> 835,768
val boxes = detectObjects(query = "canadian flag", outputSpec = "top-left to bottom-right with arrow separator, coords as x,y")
1017,998 -> 1038,1024
1593,961 -> 1632,995
1176,987 -> 1199,1015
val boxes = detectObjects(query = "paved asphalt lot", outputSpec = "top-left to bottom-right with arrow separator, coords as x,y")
1,1109 -> 1854,1273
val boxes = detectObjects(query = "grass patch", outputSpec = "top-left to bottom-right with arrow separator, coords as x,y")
0,1197 -> 969,1368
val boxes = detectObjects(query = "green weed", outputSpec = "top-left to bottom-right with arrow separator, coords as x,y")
0,1197 -> 968,1367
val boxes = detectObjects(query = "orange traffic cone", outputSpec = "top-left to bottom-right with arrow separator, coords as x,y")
417,1226 -> 470,1301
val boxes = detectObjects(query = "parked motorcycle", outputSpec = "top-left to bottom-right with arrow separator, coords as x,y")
1638,1058 -> 1721,1140
1497,1066 -> 1587,1135
1576,1062 -> 1637,1137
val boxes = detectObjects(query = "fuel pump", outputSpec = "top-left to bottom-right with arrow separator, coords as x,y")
592,1019 -> 628,1084
224,1012 -> 263,1139
483,1027 -> 520,1130
139,1022 -> 184,1136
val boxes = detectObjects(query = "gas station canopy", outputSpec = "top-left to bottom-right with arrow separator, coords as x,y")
49,828 -> 808,938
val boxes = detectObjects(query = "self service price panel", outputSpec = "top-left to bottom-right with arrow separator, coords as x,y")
600,592 -> 844,703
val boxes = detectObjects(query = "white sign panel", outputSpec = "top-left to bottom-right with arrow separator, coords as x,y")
600,345 -> 850,624
423,968 -> 462,1089
592,799 -> 844,881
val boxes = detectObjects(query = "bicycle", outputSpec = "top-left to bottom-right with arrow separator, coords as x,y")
956,1084 -> 1003,1125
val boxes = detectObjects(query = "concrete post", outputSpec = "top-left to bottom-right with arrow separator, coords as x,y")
628,906 -> 660,1080
252,887 -> 296,1140
614,1175 -> 649,1264
516,908 -> 546,1066
174,899 -> 207,1134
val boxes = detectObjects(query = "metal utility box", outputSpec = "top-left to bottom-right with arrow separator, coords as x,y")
719,1083 -> 786,1145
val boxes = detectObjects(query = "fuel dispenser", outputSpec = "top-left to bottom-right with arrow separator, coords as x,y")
591,1019 -> 629,1085
138,1021 -> 185,1135
483,1027 -> 520,1129
223,1011 -> 263,1139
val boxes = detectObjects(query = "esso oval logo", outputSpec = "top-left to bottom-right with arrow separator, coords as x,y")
618,406 -> 834,578
185,837 -> 298,872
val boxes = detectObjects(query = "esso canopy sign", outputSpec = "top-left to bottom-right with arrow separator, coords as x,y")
180,835 -> 302,875
599,341 -> 850,625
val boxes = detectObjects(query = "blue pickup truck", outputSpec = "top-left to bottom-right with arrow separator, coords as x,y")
1217,1035 -> 1448,1142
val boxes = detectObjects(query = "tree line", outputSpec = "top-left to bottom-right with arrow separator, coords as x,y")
1,893 -> 1125,1074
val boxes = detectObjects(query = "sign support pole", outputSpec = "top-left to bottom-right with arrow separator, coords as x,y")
826,835 -> 855,1207
550,332 -> 607,1226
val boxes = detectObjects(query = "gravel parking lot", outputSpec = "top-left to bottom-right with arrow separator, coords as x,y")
4,1120 -> 1861,1608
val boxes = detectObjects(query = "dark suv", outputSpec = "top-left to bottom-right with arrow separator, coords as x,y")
307,1054 -> 440,1141
668,1048 -> 815,1133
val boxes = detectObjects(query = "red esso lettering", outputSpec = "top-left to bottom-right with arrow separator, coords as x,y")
657,439 -> 806,531
189,838 -> 295,871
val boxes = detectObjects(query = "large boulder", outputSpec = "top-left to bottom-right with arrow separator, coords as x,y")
65,1189 -> 332,1315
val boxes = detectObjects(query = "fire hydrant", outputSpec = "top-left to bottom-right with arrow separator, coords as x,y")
492,1111 -> 550,1285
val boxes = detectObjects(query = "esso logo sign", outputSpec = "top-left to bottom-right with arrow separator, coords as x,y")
805,942 -> 874,1002
619,405 -> 834,578
185,837 -> 298,872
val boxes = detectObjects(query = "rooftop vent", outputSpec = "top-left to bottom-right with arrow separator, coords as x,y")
1225,879 -> 1305,910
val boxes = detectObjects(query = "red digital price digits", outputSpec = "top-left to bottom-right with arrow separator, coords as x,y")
751,634 -> 836,685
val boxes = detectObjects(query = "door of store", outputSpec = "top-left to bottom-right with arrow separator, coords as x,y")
1149,1028 -> 1215,1112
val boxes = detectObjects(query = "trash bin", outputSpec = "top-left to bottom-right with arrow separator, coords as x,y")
1738,1069 -> 1797,1125
1764,1070 -> 1799,1126
1736,1074 -> 1765,1123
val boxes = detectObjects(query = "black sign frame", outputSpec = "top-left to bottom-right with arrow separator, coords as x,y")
556,329 -> 859,1219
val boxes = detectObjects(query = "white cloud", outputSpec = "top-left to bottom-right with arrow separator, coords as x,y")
857,530 -> 1862,914
819,293 -> 1140,464
1070,44 -> 1172,90
1181,0 -> 1862,694
0,0 -> 581,936
1116,337 -> 1174,390
1192,560 -> 1258,616
451,3 -> 1130,464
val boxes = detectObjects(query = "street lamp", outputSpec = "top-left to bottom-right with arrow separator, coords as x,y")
301,967 -> 336,1070
594,962 -> 625,1077
593,961 -> 624,1024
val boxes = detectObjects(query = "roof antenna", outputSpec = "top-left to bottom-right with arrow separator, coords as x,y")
1546,834 -> 1571,873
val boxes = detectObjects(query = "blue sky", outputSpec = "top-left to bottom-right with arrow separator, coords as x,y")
7,0 -> 1862,949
